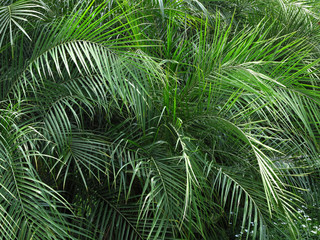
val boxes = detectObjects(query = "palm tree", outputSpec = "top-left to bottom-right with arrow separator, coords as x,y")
0,0 -> 320,239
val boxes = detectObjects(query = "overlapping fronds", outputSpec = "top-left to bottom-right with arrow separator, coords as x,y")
0,0 -> 320,239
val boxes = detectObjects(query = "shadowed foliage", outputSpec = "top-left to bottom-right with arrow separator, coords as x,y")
0,0 -> 320,239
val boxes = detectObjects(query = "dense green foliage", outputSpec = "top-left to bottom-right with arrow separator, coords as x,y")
1,0 -> 320,239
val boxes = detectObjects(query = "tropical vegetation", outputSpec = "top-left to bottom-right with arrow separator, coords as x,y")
1,0 -> 320,239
